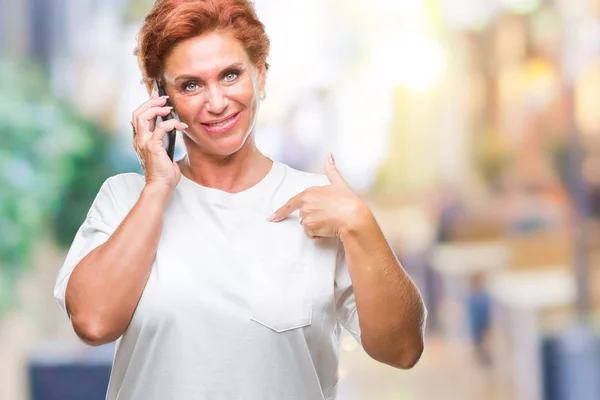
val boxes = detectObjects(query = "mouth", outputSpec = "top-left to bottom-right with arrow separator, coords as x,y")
201,112 -> 241,134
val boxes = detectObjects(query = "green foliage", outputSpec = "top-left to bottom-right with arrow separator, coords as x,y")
0,60 -> 119,315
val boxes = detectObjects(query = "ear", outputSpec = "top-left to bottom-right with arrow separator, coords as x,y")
257,63 -> 267,92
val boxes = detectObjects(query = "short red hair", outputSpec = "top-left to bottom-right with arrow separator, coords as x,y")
134,0 -> 270,94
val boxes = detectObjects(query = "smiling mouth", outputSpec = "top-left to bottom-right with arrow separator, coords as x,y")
201,112 -> 241,134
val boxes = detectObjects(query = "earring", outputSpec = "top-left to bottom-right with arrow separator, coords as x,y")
259,90 -> 266,101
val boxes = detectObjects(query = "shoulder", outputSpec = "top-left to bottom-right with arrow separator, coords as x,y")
104,172 -> 146,196
93,172 -> 145,212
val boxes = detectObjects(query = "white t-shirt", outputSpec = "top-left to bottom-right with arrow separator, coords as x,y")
54,159 -> 361,400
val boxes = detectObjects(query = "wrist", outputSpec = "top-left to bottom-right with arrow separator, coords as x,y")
339,201 -> 375,242
141,183 -> 174,210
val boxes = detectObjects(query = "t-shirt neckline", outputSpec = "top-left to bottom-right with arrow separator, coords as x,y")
177,158 -> 284,207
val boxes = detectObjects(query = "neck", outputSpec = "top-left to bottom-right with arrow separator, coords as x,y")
178,138 -> 272,194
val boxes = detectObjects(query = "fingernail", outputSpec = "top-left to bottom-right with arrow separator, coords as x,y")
181,123 -> 189,128
160,95 -> 169,99
267,213 -> 277,222
328,152 -> 335,165
165,106 -> 173,109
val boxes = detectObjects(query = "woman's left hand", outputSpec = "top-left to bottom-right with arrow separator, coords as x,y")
269,153 -> 369,239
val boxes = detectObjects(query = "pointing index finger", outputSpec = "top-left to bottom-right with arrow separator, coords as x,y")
270,192 -> 303,222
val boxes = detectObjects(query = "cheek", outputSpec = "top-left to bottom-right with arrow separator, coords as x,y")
175,96 -> 204,122
226,83 -> 258,107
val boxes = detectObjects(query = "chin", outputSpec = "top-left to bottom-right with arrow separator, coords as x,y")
198,129 -> 254,157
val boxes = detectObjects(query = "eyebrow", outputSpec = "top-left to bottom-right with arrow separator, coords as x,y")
173,62 -> 246,82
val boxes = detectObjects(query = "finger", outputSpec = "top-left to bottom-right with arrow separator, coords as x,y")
324,152 -> 350,189
152,119 -> 188,142
136,106 -> 176,136
270,192 -> 304,222
130,121 -> 138,138
135,114 -> 180,149
132,96 -> 169,122
303,227 -> 320,239
140,105 -> 175,122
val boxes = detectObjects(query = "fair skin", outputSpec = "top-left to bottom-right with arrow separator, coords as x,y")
66,31 -> 425,369
270,157 -> 426,368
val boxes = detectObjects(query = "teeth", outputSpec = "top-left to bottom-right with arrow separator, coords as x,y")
208,115 -> 235,127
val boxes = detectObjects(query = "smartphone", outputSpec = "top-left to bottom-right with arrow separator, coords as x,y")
154,81 -> 177,161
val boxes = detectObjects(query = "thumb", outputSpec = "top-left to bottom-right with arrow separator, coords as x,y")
324,153 -> 348,188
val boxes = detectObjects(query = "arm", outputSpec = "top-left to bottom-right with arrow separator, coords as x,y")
270,153 -> 427,369
62,90 -> 186,346
340,204 -> 426,369
66,184 -> 172,346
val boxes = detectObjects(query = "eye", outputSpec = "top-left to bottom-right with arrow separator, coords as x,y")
222,70 -> 240,83
182,81 -> 201,93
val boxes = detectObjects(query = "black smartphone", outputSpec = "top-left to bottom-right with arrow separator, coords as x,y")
154,81 -> 177,161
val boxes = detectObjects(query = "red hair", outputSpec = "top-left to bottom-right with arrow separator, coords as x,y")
134,0 -> 270,94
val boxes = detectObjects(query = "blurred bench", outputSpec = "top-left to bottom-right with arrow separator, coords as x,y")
430,229 -> 579,359
506,231 -> 573,271
488,268 -> 576,400
447,218 -> 505,243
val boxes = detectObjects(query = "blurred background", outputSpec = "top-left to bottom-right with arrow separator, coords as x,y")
1,0 -> 600,399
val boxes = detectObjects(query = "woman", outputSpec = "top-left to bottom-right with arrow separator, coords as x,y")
54,1 -> 426,399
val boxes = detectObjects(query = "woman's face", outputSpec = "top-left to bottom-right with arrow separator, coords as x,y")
162,31 -> 266,158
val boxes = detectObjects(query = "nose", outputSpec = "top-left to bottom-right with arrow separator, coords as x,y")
205,84 -> 228,115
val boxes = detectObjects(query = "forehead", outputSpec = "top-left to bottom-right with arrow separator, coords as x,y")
164,32 -> 250,78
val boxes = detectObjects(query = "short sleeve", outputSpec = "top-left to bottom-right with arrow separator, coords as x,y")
53,178 -> 122,317
334,244 -> 361,344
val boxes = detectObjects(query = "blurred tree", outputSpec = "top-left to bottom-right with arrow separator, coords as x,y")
0,60 -> 119,317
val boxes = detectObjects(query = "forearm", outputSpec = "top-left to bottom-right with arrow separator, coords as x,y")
340,204 -> 426,369
66,184 -> 172,345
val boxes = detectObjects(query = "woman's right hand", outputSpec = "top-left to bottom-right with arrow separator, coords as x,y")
131,89 -> 188,191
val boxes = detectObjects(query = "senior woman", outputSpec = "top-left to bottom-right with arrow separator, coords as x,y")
54,0 -> 426,399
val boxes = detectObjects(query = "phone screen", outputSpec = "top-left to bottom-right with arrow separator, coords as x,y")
154,81 -> 177,161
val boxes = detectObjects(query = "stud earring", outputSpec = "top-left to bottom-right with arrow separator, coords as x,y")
259,90 -> 266,101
